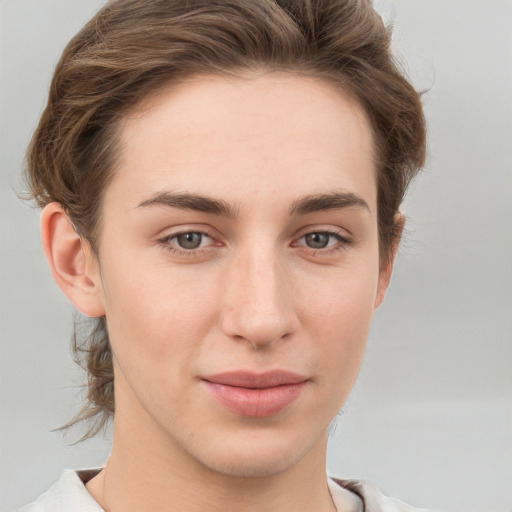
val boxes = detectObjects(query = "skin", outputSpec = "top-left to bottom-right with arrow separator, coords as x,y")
42,72 -> 399,512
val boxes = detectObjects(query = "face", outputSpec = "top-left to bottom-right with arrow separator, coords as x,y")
89,72 -> 391,477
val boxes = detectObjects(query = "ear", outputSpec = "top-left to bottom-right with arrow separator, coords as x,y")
374,213 -> 404,309
41,202 -> 105,317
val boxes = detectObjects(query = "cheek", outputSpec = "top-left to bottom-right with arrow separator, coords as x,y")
99,251 -> 220,370
303,257 -> 379,331
99,262 -> 224,421
300,263 -> 379,388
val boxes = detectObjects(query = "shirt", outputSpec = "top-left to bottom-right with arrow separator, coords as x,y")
18,469 -> 431,511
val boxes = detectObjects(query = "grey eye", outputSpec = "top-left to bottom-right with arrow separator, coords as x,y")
304,233 -> 331,249
176,232 -> 204,249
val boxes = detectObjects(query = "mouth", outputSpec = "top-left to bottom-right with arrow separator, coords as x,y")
201,370 -> 308,418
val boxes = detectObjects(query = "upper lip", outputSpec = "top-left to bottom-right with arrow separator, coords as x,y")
202,370 -> 308,389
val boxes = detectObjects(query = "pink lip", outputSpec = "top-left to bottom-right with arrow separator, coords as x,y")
201,370 -> 308,418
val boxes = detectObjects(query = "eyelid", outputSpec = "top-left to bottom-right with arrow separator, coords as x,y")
156,223 -> 219,240
292,224 -> 352,242
156,225 -> 222,256
294,231 -> 345,246
291,226 -> 354,254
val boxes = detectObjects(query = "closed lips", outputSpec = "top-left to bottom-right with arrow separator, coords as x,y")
201,371 -> 308,418
202,370 -> 308,388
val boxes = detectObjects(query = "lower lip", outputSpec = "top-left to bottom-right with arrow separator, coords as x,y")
203,381 -> 307,418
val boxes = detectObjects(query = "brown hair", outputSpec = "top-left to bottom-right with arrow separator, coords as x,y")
25,0 -> 426,438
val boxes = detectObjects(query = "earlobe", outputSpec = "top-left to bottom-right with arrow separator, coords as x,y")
41,202 -> 105,317
374,213 -> 405,309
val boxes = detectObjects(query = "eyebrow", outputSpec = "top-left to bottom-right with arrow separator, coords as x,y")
289,192 -> 370,215
137,190 -> 370,217
137,192 -> 236,216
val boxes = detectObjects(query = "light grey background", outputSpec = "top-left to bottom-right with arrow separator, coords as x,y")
1,1 -> 511,511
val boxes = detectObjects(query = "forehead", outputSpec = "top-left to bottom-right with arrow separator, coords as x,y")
108,72 -> 377,212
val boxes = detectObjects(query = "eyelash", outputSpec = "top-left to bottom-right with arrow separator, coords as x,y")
157,229 -> 353,257
293,230 -> 353,255
157,230 -> 216,257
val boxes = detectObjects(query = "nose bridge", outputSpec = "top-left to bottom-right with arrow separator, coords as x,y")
221,242 -> 297,348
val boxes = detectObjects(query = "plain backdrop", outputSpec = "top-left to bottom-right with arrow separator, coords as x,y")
1,1 -> 511,511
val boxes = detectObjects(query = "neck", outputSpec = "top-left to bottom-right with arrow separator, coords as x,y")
87,402 -> 336,512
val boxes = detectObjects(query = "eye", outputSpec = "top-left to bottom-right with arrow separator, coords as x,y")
303,232 -> 335,249
158,231 -> 215,253
293,230 -> 352,252
175,232 -> 208,250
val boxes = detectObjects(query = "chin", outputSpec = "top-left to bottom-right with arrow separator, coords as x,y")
198,446 -> 305,478
183,426 -> 324,479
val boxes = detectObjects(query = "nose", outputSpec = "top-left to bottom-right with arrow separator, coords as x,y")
220,247 -> 299,349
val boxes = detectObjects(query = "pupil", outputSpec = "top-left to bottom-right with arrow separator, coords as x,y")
177,232 -> 202,249
306,233 -> 329,249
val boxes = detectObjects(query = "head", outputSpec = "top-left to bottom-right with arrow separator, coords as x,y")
25,0 -> 425,458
